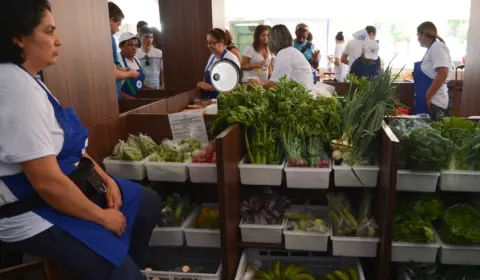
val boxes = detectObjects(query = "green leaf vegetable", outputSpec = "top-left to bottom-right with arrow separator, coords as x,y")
149,138 -> 201,163
440,203 -> 480,245
393,196 -> 444,243
159,193 -> 193,227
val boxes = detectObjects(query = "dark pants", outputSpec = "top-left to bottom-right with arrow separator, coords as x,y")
8,186 -> 161,280
429,103 -> 449,121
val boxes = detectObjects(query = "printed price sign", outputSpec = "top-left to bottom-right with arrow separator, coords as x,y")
168,111 -> 209,145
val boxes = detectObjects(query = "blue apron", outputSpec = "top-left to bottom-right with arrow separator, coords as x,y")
412,59 -> 432,115
1,65 -> 142,267
121,55 -> 145,97
203,49 -> 227,99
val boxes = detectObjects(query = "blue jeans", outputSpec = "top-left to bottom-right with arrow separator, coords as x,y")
7,187 -> 161,280
429,103 -> 449,121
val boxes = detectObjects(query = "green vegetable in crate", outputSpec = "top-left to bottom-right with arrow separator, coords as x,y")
135,133 -> 157,158
110,137 -> 144,161
254,262 -> 313,280
159,193 -> 192,227
356,192 -> 378,238
180,138 -> 201,152
440,203 -> 480,245
241,193 -> 290,225
318,267 -> 359,280
408,126 -> 453,171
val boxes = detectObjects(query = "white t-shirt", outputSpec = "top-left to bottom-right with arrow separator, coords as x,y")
270,47 -> 314,90
118,55 -> 141,71
242,45 -> 272,82
421,40 -> 452,109
0,64 -> 63,242
343,40 -> 364,68
136,48 -> 163,89
205,50 -> 240,72
334,43 -> 348,82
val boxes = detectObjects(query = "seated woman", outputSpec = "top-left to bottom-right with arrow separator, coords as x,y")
349,39 -> 381,81
0,1 -> 160,279
249,24 -> 314,90
197,28 -> 240,99
241,24 -> 272,83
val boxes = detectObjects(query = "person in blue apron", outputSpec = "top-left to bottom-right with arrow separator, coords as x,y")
413,21 -> 452,120
349,39 -> 381,81
0,2 -> 160,279
293,24 -> 320,84
197,28 -> 240,99
118,32 -> 145,100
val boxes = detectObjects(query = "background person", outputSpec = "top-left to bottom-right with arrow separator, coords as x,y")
241,25 -> 272,83
0,1 -> 160,279
349,38 -> 381,81
108,2 -> 139,99
136,27 -> 164,89
136,20 -> 148,48
342,26 -> 376,68
225,29 -> 241,61
333,31 -> 348,82
249,24 -> 313,90
414,21 -> 452,120
197,28 -> 240,99
293,23 -> 320,83
118,32 -> 145,99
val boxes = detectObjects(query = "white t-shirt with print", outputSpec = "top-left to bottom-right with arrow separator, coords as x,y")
343,39 -> 364,68
421,40 -> 452,109
0,64 -> 62,242
242,45 -> 272,82
270,47 -> 314,90
205,50 -> 240,72
334,43 -> 348,82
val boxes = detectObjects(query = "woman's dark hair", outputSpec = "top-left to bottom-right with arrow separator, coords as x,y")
108,2 -> 124,22
335,31 -> 344,41
0,0 -> 51,64
225,29 -> 234,46
208,28 -> 227,45
365,25 -> 376,36
417,21 -> 445,43
137,21 -> 148,31
268,24 -> 293,55
253,25 -> 270,52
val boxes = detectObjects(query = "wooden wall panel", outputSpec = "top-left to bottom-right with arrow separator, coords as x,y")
44,0 -> 118,127
460,0 -> 480,117
136,89 -> 189,99
159,0 -> 213,89
87,115 -> 128,163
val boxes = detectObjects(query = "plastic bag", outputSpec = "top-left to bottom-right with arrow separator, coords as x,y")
307,138 -> 330,168
355,192 -> 378,237
284,136 -> 308,167
312,82 -> 335,98
327,193 -> 358,236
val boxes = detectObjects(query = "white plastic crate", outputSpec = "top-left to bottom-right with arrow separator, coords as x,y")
103,156 -> 147,181
183,204 -> 221,248
440,170 -> 480,192
145,157 -> 189,182
396,170 -> 440,192
188,163 -> 217,184
331,234 -> 379,257
149,211 -> 194,246
234,249 -> 366,280
142,247 -> 222,280
439,241 -> 480,266
239,218 -> 286,244
284,166 -> 331,189
284,206 -> 330,252
238,156 -> 285,186
333,165 -> 379,187
391,229 -> 441,263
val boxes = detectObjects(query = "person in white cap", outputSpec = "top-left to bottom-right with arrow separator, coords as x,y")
341,26 -> 376,69
349,38 -> 381,81
118,32 -> 145,100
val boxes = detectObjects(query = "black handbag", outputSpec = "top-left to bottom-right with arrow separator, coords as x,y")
0,157 -> 107,219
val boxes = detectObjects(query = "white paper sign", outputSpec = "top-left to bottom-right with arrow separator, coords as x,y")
168,111 -> 209,145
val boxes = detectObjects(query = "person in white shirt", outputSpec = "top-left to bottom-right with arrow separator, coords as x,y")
136,27 -> 164,89
118,32 -> 145,100
341,26 -> 377,68
333,31 -> 348,82
241,25 -> 273,83
249,24 -> 314,90
0,1 -> 160,279
197,28 -> 240,99
413,21 -> 452,120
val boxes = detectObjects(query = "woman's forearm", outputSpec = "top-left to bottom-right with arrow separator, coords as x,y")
426,68 -> 448,103
22,156 -> 106,226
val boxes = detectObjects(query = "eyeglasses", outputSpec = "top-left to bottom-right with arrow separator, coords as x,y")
207,41 -> 218,46
144,55 -> 150,66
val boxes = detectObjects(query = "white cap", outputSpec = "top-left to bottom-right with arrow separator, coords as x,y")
363,39 -> 379,60
119,32 -> 138,44
352,28 -> 368,41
